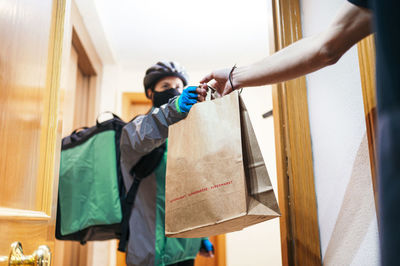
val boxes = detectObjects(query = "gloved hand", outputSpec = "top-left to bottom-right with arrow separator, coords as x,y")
202,239 -> 213,252
199,238 -> 214,258
176,86 -> 199,113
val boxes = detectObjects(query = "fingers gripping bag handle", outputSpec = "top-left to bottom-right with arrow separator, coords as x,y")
205,84 -> 221,101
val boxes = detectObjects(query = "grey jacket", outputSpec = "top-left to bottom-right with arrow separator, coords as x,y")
119,96 -> 186,266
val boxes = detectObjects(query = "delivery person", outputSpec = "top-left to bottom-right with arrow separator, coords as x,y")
120,61 -> 214,266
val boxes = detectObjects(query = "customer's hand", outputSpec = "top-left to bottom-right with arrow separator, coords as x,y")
177,86 -> 207,113
200,68 -> 233,96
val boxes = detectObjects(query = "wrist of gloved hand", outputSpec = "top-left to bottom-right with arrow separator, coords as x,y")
176,86 -> 198,113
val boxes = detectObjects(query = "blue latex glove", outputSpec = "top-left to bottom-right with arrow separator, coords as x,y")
202,239 -> 214,252
176,86 -> 198,113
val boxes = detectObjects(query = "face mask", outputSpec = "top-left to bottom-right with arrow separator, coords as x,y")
152,88 -> 181,107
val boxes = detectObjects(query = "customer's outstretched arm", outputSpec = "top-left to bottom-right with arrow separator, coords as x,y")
200,2 -> 373,96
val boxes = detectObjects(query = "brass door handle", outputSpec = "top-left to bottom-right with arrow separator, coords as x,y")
0,242 -> 51,265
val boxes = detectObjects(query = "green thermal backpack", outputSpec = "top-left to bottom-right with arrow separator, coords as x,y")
56,112 -> 166,252
55,113 -> 133,250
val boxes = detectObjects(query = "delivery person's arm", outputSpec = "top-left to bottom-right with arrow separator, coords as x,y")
120,86 -> 204,170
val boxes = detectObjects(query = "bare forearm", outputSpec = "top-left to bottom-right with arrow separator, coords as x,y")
232,2 -> 373,88
233,36 -> 327,87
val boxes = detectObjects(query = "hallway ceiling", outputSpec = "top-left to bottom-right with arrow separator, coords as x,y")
76,0 -> 270,71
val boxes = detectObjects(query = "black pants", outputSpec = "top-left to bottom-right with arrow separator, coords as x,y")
169,259 -> 194,266
378,110 -> 400,266
368,1 -> 400,264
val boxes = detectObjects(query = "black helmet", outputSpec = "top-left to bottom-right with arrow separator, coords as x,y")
143,61 -> 188,98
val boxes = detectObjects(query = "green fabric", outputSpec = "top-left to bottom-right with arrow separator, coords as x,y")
154,141 -> 202,266
59,130 -> 122,235
175,96 -> 182,113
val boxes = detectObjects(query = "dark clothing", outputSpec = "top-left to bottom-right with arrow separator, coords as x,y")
373,3 -> 400,115
169,260 -> 194,266
347,0 -> 370,9
378,111 -> 400,266
374,2 -> 400,266
348,0 -> 400,265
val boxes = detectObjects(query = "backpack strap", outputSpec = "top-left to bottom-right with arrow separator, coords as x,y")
118,177 -> 141,252
118,142 -> 167,252
130,143 -> 167,179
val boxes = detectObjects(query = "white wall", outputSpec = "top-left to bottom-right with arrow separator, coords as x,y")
300,0 -> 380,265
98,64 -> 120,113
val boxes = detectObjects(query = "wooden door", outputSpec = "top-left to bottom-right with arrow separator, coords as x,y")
0,0 -> 67,263
121,92 -> 152,121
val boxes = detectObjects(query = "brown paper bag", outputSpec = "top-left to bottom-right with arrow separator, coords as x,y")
165,91 -> 280,237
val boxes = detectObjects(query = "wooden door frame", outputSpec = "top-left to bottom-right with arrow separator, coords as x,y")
69,0 -> 103,124
269,1 -> 379,265
214,235 -> 226,266
357,36 -> 379,218
35,0 -> 69,220
268,0 -> 322,265
54,1 -> 103,265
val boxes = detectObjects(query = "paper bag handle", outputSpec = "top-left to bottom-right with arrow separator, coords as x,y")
205,85 -> 221,101
204,84 -> 241,101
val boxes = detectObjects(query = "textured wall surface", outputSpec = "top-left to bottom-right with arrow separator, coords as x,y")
300,0 -> 380,264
